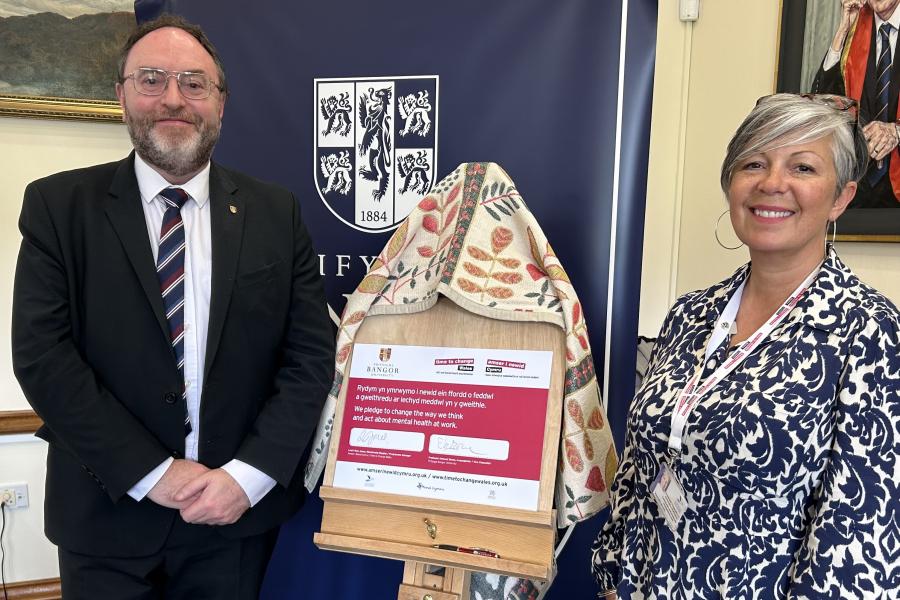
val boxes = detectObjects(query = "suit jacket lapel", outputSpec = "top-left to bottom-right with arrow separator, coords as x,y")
104,153 -> 171,342
205,163 -> 245,380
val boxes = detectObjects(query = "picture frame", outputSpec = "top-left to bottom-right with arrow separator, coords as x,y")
0,95 -> 123,122
0,3 -> 135,123
777,0 -> 900,242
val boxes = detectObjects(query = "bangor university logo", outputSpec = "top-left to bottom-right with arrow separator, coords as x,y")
314,75 -> 439,233
378,348 -> 392,362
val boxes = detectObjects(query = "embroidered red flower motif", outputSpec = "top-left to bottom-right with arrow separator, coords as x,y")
585,466 -> 606,492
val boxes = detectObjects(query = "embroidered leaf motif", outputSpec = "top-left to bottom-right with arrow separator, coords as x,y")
583,435 -> 595,461
491,272 -> 522,284
585,466 -> 606,492
463,262 -> 489,278
369,258 -> 384,272
567,400 -> 585,429
343,311 -> 366,326
546,242 -> 558,259
486,286 -> 514,299
572,302 -> 582,325
467,246 -> 492,261
417,246 -> 434,257
446,182 -> 461,204
497,258 -> 521,268
527,227 -> 543,267
443,202 -> 459,229
587,408 -> 605,430
418,196 -> 438,211
605,445 -> 619,486
547,264 -> 571,284
336,344 -> 352,364
526,263 -> 545,281
358,274 -> 388,294
457,278 -> 483,294
385,220 -> 408,262
577,334 -> 589,351
422,214 -> 438,233
491,226 -> 513,254
565,439 -> 584,473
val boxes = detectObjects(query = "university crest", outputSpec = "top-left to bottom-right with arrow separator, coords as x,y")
314,75 -> 439,233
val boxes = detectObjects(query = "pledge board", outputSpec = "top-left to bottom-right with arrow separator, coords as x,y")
315,298 -> 564,583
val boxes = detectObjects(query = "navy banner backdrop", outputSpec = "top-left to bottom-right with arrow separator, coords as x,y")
138,1 -> 656,597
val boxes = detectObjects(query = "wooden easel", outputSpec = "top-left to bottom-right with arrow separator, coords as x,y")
399,562 -> 469,600
314,298 -> 565,599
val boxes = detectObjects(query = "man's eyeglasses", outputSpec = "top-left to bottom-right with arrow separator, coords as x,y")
123,68 -> 221,100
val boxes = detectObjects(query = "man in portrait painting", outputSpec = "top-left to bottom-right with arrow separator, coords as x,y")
813,0 -> 900,209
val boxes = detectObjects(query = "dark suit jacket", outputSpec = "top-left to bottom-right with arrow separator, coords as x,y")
11,154 -> 335,557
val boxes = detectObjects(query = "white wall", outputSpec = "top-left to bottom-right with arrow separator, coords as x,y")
0,117 -> 131,582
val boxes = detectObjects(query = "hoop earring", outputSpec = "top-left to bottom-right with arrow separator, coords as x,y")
715,209 -> 744,250
827,219 -> 837,247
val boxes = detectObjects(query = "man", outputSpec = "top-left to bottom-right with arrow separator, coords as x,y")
11,15 -> 334,598
813,0 -> 900,208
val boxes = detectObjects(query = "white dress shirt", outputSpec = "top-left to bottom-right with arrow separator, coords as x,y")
823,9 -> 900,75
126,153 -> 276,506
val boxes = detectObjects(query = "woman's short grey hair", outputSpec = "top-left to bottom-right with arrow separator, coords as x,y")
720,93 -> 868,196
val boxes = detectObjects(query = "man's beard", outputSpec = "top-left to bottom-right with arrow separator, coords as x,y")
124,109 -> 220,178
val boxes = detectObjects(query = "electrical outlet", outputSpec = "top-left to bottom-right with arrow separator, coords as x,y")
0,483 -> 29,509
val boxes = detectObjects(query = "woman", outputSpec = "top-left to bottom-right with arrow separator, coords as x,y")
592,94 -> 900,599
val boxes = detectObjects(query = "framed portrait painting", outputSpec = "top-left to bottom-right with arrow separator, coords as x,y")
777,0 -> 900,241
0,1 -> 135,122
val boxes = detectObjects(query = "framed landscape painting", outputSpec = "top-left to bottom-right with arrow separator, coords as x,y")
0,0 -> 135,122
777,0 -> 900,241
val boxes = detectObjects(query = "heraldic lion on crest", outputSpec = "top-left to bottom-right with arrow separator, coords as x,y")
358,86 -> 393,201
398,150 -> 430,196
398,91 -> 432,137
320,151 -> 352,196
320,92 -> 352,137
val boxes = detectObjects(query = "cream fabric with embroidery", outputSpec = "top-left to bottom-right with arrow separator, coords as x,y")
304,162 -> 616,526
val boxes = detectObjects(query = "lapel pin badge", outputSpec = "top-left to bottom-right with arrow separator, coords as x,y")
229,205 -> 238,214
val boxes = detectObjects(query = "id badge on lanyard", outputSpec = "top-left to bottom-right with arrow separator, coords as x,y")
651,264 -> 820,531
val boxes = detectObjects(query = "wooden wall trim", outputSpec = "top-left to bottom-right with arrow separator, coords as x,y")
0,410 -> 42,435
4,577 -> 61,600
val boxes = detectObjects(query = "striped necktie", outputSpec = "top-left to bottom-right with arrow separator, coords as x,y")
869,22 -> 894,184
157,187 -> 192,436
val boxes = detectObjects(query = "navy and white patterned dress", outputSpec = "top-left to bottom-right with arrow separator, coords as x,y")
592,250 -> 900,599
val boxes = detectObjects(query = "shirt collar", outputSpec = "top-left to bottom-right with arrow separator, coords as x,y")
703,247 -> 853,335
874,8 -> 900,34
134,152 -> 211,208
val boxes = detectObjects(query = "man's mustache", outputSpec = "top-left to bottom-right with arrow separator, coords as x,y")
150,111 -> 200,127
